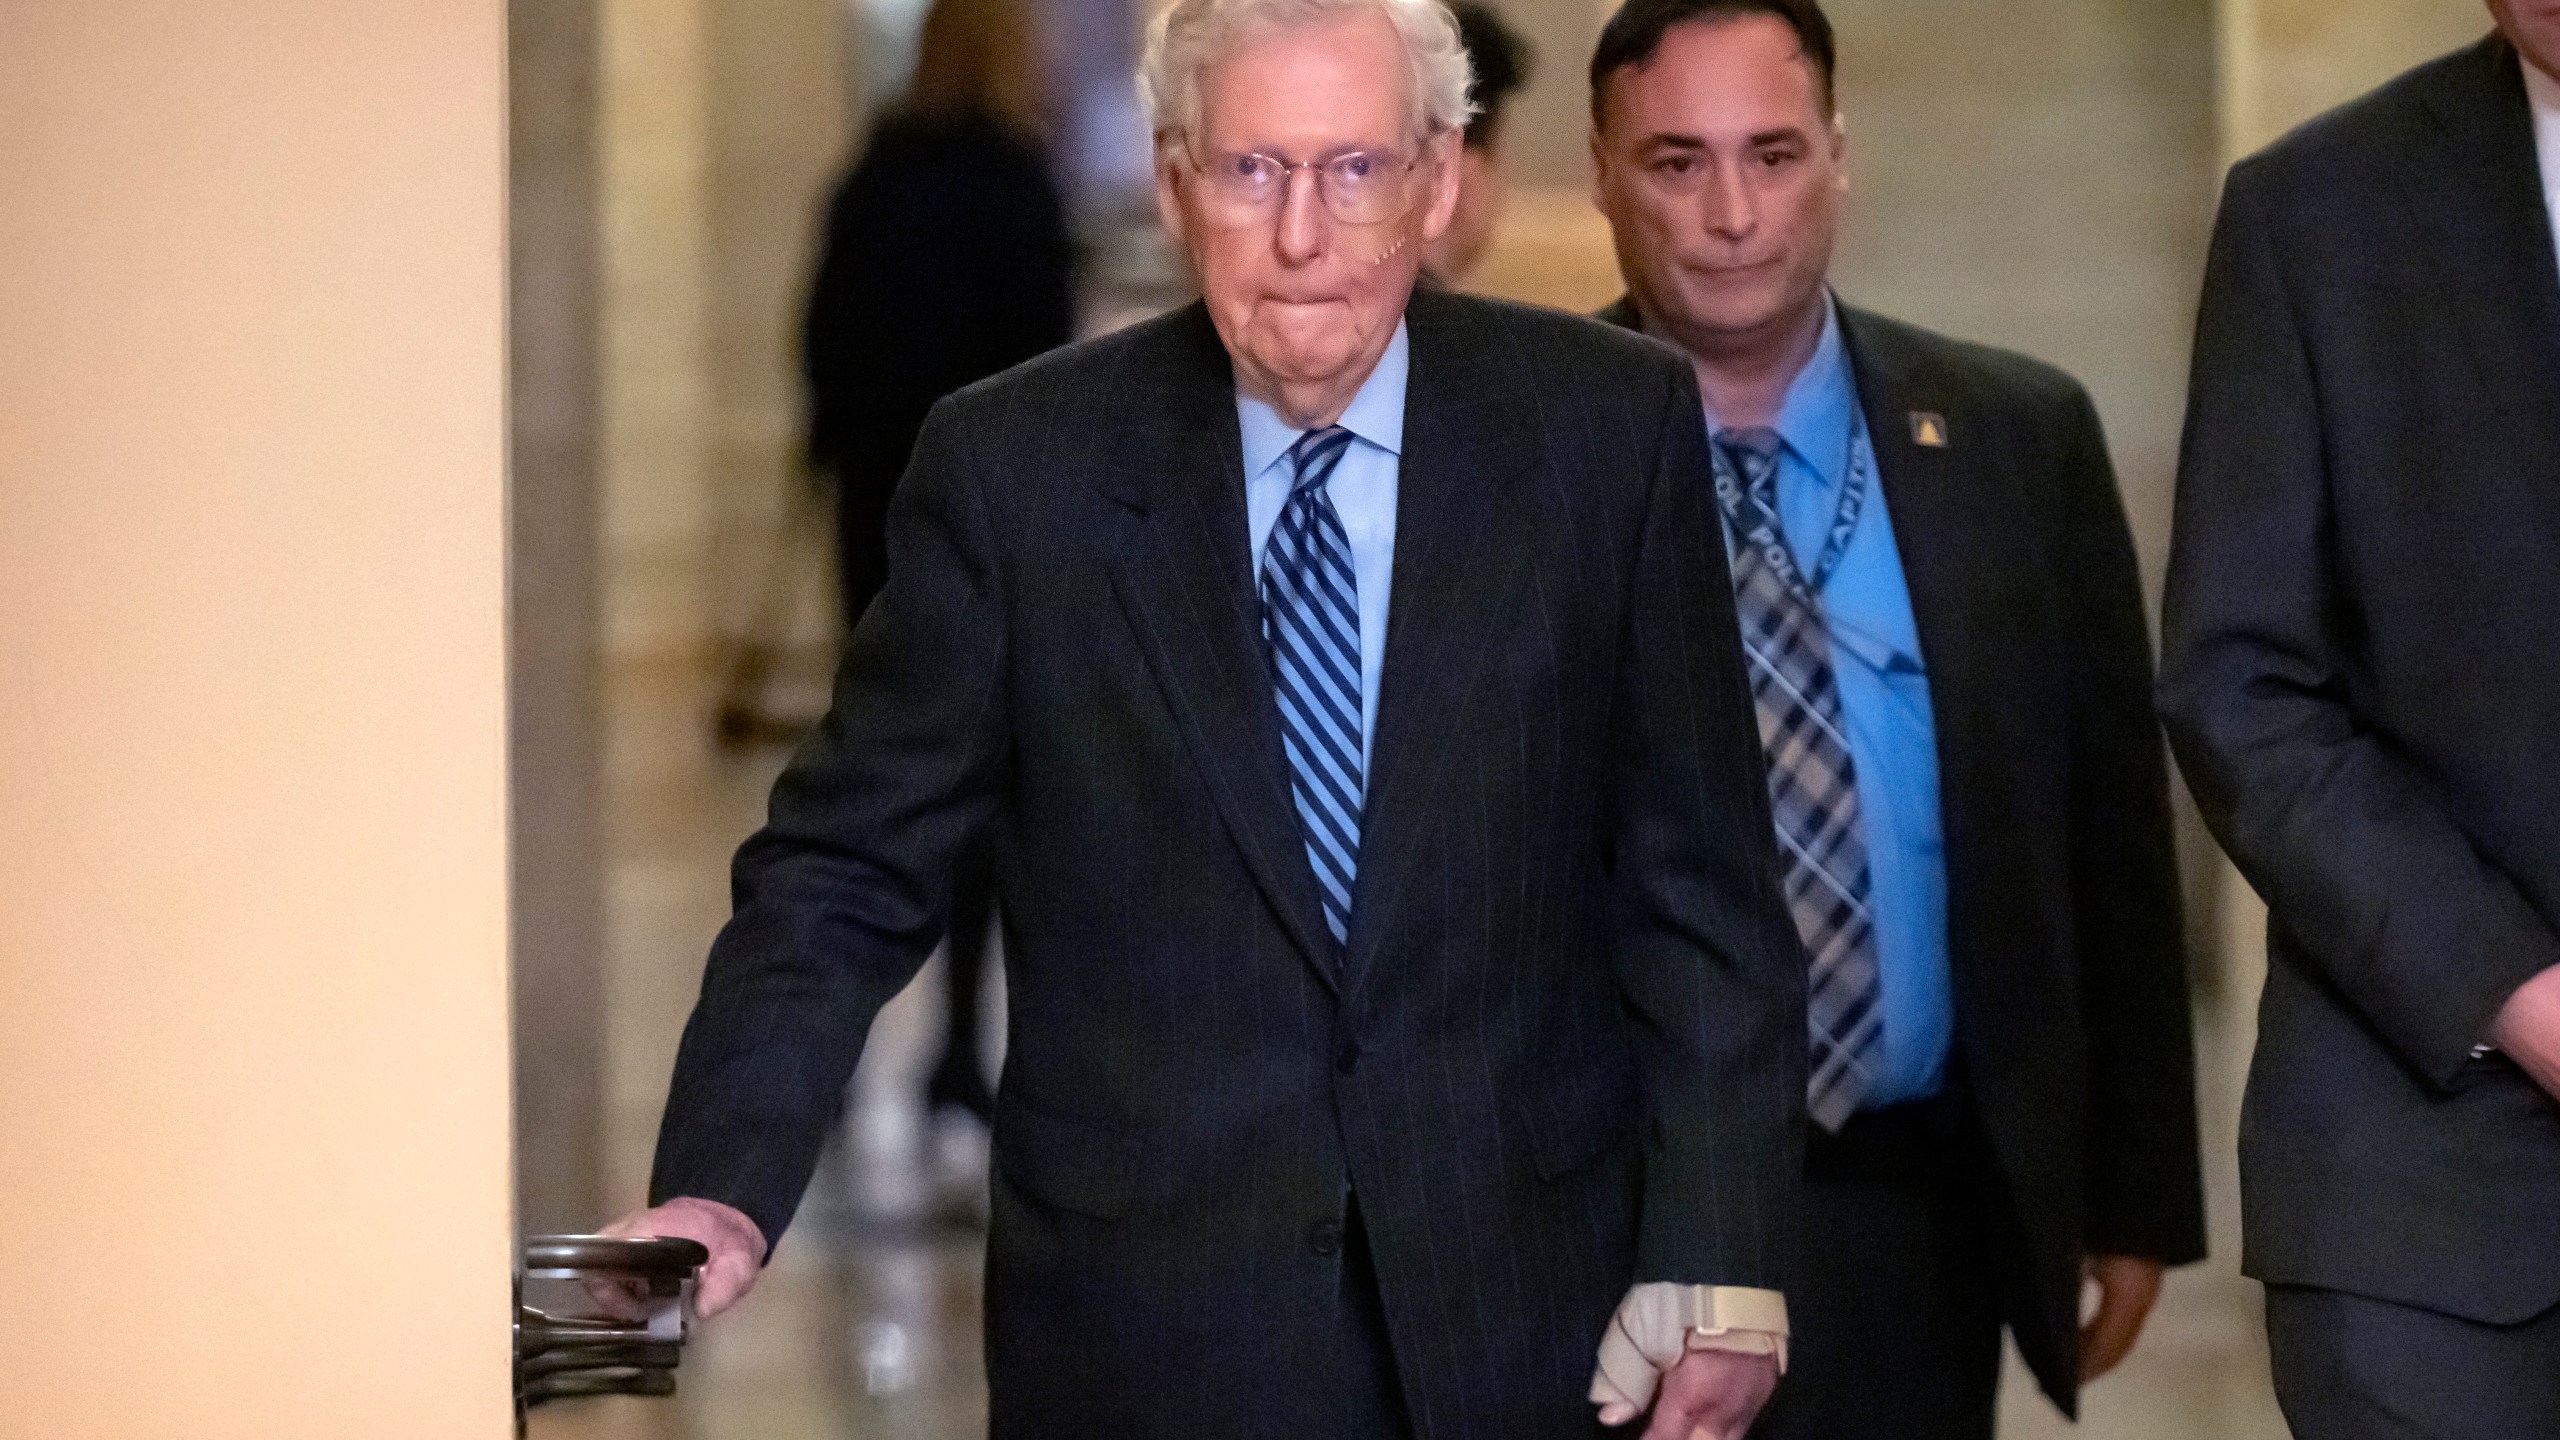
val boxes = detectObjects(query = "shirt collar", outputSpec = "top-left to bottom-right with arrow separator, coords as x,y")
1732,294 -> 1857,495
1238,319 -> 1410,478
2524,54 -> 2560,241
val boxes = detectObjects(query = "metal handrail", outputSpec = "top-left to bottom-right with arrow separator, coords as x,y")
524,1235 -> 709,1276
515,1234 -> 709,1434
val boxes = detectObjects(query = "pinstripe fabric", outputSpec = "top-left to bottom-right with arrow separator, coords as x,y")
1714,429 -> 1882,1132
649,291 -> 1807,1440
1260,425 -> 1363,944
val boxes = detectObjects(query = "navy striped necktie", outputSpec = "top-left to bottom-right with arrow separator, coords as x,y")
1259,425 -> 1363,947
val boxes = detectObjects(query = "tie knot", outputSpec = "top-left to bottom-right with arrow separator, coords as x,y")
1286,425 -> 1356,495
1715,426 -> 1783,481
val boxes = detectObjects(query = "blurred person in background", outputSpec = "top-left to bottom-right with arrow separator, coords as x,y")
2160,4 -> 2560,1433
801,0 -> 1076,1149
1419,1 -> 1531,285
1588,1 -> 2206,1434
615,0 -> 1811,1431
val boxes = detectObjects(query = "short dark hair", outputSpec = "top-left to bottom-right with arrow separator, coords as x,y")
1451,2 -> 1534,149
1588,0 -> 1836,129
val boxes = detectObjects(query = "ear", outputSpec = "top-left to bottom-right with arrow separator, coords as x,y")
1151,135 -> 1192,250
1587,126 -> 1611,211
1829,112 -> 1849,196
1415,127 -> 1465,242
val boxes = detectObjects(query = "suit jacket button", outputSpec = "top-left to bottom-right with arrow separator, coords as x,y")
1334,1039 -> 1360,1075
1308,1219 -> 1343,1257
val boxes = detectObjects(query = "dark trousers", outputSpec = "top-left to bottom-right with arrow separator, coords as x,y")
2266,1284 -> 2560,1439
1750,1098 -> 2008,1440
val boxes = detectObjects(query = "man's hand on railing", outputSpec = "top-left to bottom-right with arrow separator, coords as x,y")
589,1198 -> 767,1320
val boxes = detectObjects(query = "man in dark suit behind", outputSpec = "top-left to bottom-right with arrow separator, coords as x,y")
2159,6 -> 2560,1433
1587,1 -> 2207,1434
601,0 -> 1811,1436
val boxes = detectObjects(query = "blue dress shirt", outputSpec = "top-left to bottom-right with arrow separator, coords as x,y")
1710,300 -> 1952,1108
1238,321 -> 1406,781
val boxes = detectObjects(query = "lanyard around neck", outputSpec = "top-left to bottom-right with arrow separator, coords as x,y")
1712,405 -> 1872,600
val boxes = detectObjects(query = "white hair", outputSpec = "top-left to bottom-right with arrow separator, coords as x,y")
1139,0 -> 1475,148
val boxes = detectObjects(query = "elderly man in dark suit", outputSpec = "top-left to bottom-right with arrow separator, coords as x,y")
1586,1 -> 2207,1435
2159,5 -> 2560,1434
602,0 -> 1810,1435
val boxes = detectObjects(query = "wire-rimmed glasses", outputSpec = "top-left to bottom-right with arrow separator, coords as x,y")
1184,144 -> 1424,226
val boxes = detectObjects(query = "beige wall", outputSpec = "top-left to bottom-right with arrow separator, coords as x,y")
0,4 -> 515,1435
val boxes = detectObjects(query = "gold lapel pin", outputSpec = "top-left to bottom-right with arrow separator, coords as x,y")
1909,411 -> 1949,448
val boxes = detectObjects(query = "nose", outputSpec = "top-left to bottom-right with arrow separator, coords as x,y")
1273,164 -> 1327,265
1699,156 -> 1758,243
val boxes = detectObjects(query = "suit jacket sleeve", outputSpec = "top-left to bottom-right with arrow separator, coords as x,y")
649,396 -> 1011,1249
2159,158 -> 2560,1088
1611,353 -> 1809,1292
2053,385 -> 2206,1264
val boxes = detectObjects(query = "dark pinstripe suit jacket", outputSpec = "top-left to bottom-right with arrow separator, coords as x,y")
650,288 -> 1808,1438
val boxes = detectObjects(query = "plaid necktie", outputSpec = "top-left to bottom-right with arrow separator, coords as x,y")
1715,427 -> 1883,1131
1260,425 -> 1364,946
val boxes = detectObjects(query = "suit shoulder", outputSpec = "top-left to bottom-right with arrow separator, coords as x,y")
1421,290 -> 1691,392
936,305 -> 1192,427
2236,37 -> 2488,186
1843,308 -> 2092,421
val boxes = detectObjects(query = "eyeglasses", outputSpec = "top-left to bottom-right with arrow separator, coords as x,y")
1184,144 -> 1423,227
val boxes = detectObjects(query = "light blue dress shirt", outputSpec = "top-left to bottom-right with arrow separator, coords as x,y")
1237,321 -> 1406,781
1710,300 -> 1953,1108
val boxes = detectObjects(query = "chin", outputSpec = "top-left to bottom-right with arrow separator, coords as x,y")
1244,310 -> 1369,373
1257,336 -> 1365,385
1672,281 -> 1801,343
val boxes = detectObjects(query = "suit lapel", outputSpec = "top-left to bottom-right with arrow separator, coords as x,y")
1837,307 -> 2010,1006
2401,38 -> 2560,479
1096,305 -> 1338,988
1341,291 -> 1540,995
